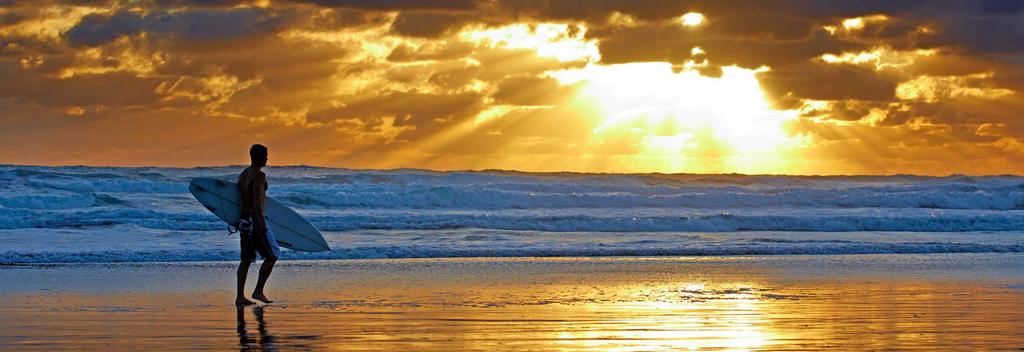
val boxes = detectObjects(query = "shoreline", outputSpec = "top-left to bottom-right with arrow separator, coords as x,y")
4,227 -> 1023,265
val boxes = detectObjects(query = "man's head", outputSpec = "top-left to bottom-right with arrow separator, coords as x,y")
249,144 -> 268,168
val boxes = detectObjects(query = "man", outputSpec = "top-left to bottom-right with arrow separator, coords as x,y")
236,144 -> 280,306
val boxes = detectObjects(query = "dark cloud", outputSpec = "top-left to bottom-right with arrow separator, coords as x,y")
65,8 -> 288,47
301,8 -> 391,30
991,67 -> 1024,91
758,64 -> 896,101
705,15 -> 816,42
281,0 -> 480,12
493,0 -> 691,22
146,9 -> 287,42
145,0 -> 257,8
0,0 -> 112,6
0,8 -> 26,25
976,0 -> 1024,15
389,12 -> 471,37
921,18 -> 1024,56
810,2 -> 1024,57
65,11 -> 144,47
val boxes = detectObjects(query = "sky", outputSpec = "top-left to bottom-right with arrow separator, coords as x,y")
1,0 -> 1023,175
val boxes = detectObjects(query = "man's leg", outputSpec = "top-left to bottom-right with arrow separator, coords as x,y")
236,258 -> 255,306
251,215 -> 277,304
252,256 -> 276,303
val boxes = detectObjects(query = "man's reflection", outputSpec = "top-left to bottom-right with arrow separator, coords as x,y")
237,306 -> 277,351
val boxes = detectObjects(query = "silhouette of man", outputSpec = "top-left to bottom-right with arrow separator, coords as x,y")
236,144 -> 280,306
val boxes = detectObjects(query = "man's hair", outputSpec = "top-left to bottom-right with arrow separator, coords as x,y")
249,144 -> 268,162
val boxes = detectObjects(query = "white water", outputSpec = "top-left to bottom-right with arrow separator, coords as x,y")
1,165 -> 1022,263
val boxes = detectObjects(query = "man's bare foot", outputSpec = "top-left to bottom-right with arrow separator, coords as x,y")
252,292 -> 273,304
236,297 -> 256,306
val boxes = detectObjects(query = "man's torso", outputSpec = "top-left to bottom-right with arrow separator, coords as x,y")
237,166 -> 267,215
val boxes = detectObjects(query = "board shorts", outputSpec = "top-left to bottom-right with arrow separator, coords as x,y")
238,213 -> 281,261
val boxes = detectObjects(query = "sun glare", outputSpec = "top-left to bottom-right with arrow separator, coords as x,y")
680,12 -> 705,26
548,63 -> 804,173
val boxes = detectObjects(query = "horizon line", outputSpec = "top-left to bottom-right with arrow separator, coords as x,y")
1,163 -> 1019,178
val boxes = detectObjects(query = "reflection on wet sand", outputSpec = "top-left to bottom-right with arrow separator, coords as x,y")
222,280 -> 1019,350
1,256 -> 1022,350
237,306 -> 276,351
556,299 -> 773,351
236,306 -> 320,351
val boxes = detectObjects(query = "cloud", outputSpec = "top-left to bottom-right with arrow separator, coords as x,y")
922,18 -> 1024,56
65,8 -> 287,47
389,12 -> 471,37
976,0 -> 1024,15
281,0 -> 480,12
0,8 -> 27,26
759,63 -> 897,101
146,0 -> 257,8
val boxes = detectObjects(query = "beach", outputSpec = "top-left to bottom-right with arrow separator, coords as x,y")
2,253 -> 1022,350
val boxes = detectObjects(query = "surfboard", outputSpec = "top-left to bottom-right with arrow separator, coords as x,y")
188,177 -> 330,252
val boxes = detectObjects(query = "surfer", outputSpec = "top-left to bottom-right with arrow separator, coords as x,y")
236,144 -> 280,306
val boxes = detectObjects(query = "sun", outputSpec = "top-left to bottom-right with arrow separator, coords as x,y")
548,62 -> 806,173
680,12 -> 705,26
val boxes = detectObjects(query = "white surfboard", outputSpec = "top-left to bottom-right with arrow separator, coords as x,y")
189,177 -> 330,252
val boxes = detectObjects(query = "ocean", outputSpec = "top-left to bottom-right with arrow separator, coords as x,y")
1,165 -> 1023,263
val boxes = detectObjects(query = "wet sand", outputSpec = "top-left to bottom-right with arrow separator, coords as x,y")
1,254 -> 1023,350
